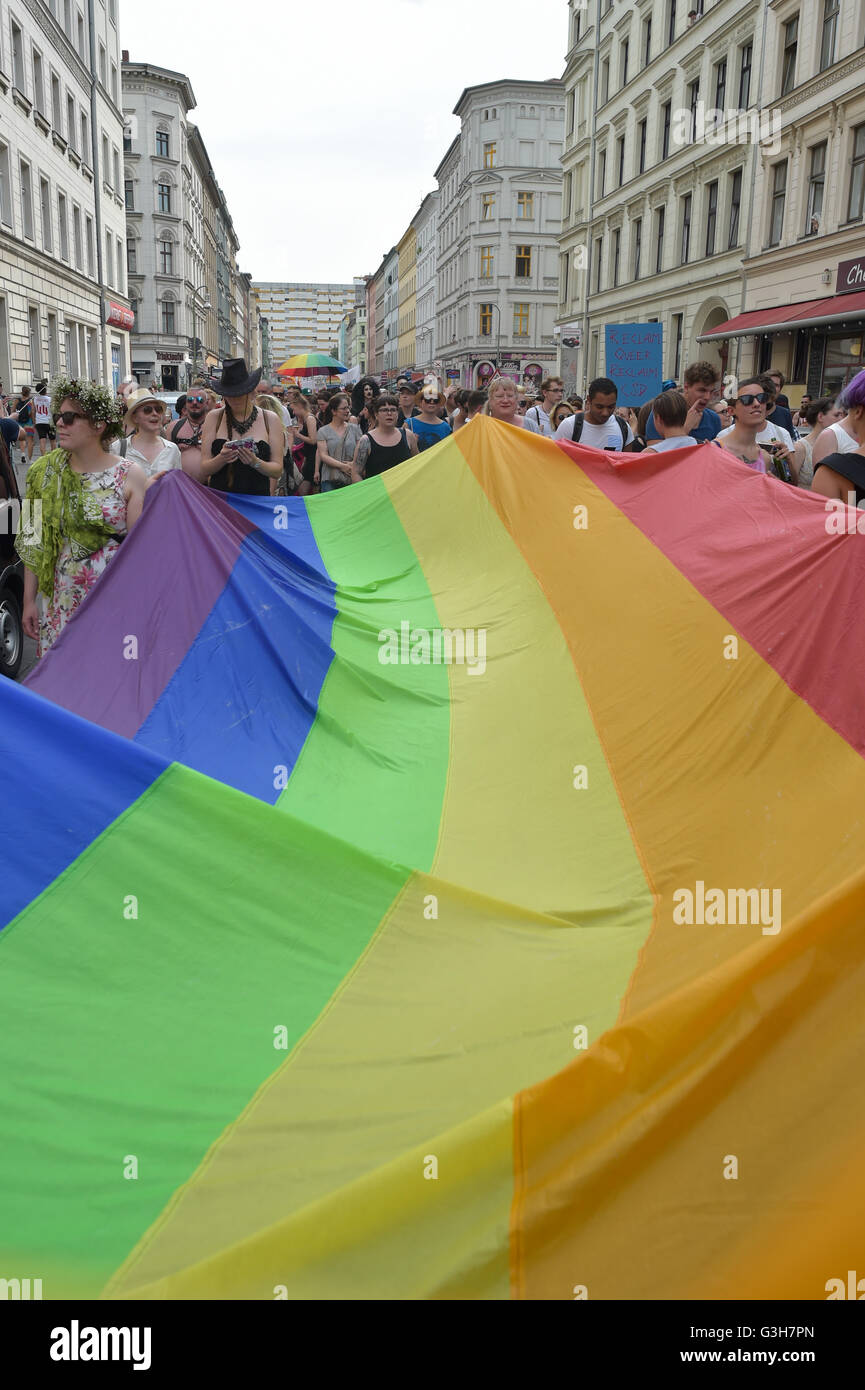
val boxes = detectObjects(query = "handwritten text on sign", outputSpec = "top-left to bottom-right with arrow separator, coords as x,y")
604,324 -> 664,405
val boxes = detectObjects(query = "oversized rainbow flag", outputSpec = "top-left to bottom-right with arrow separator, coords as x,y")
2,418 -> 865,1300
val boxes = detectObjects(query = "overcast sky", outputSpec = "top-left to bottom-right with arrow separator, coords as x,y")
121,0 -> 567,284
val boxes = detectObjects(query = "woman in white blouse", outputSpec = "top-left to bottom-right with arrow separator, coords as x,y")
113,388 -> 182,485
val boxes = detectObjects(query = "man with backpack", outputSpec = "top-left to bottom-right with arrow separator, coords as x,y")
554,377 -> 634,449
524,377 -> 564,437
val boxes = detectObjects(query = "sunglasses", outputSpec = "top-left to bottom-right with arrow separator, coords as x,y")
138,403 -> 164,415
53,410 -> 86,425
187,395 -> 207,404
736,392 -> 768,406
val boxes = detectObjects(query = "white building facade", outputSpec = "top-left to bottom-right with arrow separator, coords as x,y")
252,280 -> 365,369
436,78 -> 565,391
558,0 -> 772,392
414,190 -> 438,375
0,0 -> 130,392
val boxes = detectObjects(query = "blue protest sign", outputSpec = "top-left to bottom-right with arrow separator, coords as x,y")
604,324 -> 664,405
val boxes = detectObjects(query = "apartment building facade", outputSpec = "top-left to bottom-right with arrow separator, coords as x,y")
0,0 -> 130,391
414,191 -> 438,375
252,280 -> 364,369
436,78 -> 565,390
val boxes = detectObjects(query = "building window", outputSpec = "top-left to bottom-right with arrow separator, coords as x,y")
598,149 -> 606,197
67,95 -> 77,151
612,227 -> 621,287
73,205 -> 82,268
515,245 -> 532,278
633,217 -> 642,280
680,193 -> 692,263
157,182 -> 172,213
514,303 -> 529,336
123,125 -> 132,153
638,118 -> 647,174
688,80 -> 700,141
482,192 -> 495,220
714,58 -> 727,112
124,178 -> 134,211
102,134 -> 110,183
20,160 -> 34,240
161,298 -> 175,334
51,72 -> 63,133
616,134 -> 625,185
85,215 -> 94,275
480,246 -> 493,278
0,145 -> 10,230
769,161 -> 787,245
113,149 -> 120,192
29,306 -> 42,378
80,112 -> 89,160
11,20 -> 25,92
32,49 -> 45,112
483,142 -> 496,168
116,236 -> 123,294
661,100 -> 671,160
705,180 -> 718,256
47,312 -> 59,376
38,177 -> 52,252
820,0 -> 839,71
105,232 -> 113,286
672,313 -> 684,380
517,191 -> 534,218
601,57 -> 609,105
655,205 -> 665,273
156,130 -> 170,158
642,15 -> 652,67
621,37 -> 629,88
594,236 -> 603,293
781,16 -> 798,94
110,62 -> 118,104
98,41 -> 106,88
805,142 -> 826,235
76,11 -> 84,57
158,238 -> 173,274
738,42 -> 752,108
847,125 -> 865,221
479,303 -> 492,336
667,0 -> 677,46
57,190 -> 67,259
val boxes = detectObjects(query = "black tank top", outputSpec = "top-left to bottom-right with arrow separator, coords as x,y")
364,428 -> 412,478
209,408 -> 272,495
814,451 -> 865,505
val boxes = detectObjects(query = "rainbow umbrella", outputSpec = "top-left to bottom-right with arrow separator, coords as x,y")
277,352 -> 346,377
4,419 -> 865,1299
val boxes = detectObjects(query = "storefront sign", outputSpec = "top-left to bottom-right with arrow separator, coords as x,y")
157,352 -> 185,362
559,322 -> 582,349
105,301 -> 134,330
836,256 -> 865,294
446,369 -> 460,379
500,359 -> 520,372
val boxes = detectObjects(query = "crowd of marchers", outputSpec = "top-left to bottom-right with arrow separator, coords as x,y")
4,355 -> 864,664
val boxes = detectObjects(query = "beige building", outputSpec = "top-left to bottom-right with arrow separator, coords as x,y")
397,222 -> 416,372
698,1 -> 865,401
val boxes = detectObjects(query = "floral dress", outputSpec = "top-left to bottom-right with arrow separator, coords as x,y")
21,452 -> 130,656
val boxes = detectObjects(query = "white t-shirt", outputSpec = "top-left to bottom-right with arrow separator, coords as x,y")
717,421 -> 794,450
644,434 -> 699,452
34,393 -> 51,424
554,415 -> 634,449
524,403 -> 553,437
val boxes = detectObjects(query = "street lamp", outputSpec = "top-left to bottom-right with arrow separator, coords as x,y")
191,283 -> 211,386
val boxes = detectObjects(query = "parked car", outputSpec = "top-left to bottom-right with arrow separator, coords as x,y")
154,392 -> 183,420
0,442 -> 24,679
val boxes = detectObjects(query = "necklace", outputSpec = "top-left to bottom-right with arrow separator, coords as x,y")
225,400 -> 258,435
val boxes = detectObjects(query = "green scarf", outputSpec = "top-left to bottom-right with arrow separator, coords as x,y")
16,449 -> 122,599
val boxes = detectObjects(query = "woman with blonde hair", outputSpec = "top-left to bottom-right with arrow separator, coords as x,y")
550,401 -> 574,432
113,387 -> 182,483
485,377 -> 540,430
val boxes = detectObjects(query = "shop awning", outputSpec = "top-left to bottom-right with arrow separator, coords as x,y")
697,290 -> 865,341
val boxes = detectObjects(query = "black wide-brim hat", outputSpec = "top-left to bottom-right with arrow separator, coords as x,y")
211,357 -> 262,397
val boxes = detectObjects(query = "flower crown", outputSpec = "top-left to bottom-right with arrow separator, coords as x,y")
50,376 -> 124,441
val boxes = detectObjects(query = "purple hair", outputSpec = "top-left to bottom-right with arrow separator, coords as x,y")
838,369 -> 865,412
